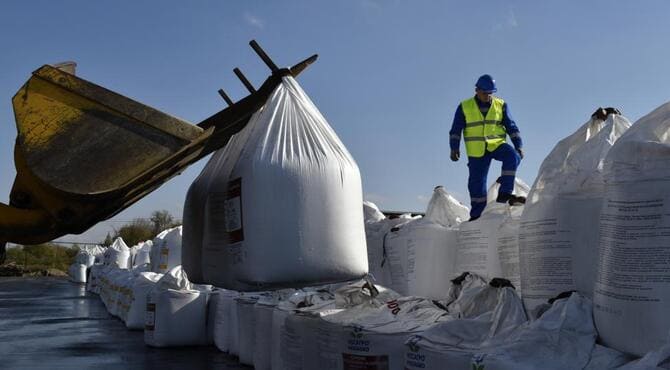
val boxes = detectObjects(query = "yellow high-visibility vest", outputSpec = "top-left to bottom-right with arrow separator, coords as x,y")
461,97 -> 507,157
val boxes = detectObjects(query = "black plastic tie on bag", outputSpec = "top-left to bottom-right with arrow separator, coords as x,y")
450,271 -> 470,285
489,277 -> 515,290
547,290 -> 576,304
432,300 -> 448,311
362,276 -> 379,298
296,301 -> 309,309
381,231 -> 391,267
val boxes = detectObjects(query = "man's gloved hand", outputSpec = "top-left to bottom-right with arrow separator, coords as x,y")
516,148 -> 524,160
450,150 -> 460,162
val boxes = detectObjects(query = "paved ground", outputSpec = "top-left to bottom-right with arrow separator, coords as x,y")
0,277 -> 250,369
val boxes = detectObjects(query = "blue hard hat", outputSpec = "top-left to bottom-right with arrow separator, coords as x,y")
475,74 -> 497,93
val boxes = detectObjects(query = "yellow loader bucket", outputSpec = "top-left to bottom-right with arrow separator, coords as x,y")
13,65 -> 203,195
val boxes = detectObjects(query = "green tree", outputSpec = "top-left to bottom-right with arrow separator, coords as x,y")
150,210 -> 176,235
114,218 -> 153,247
102,232 -> 113,247
5,243 -> 77,271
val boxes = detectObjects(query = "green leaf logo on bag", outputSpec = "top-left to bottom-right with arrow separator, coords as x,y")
406,336 -> 421,353
472,354 -> 485,370
350,326 -> 364,338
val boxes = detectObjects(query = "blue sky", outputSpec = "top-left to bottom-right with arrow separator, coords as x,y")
2,1 -> 670,244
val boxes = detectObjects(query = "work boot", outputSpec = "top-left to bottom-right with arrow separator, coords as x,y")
496,193 -> 526,206
507,194 -> 526,206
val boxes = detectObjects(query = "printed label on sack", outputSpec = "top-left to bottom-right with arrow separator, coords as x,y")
224,178 -> 244,243
145,303 -> 156,331
405,338 -> 426,369
342,353 -> 389,370
159,245 -> 169,271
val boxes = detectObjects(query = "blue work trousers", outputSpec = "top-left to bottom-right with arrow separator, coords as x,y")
467,143 -> 520,218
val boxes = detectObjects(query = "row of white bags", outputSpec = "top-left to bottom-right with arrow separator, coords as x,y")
364,105 -> 670,357
515,104 -> 670,357
209,273 -> 670,370
97,228 -> 182,273
365,181 -> 527,301
83,262 -> 670,368
88,262 -> 215,346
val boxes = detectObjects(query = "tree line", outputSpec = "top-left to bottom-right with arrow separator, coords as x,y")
2,210 -> 180,271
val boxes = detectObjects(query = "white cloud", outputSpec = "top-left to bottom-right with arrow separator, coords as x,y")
507,10 -> 518,28
244,13 -> 265,29
494,9 -> 519,31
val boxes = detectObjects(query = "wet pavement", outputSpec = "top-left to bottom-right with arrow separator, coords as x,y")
0,277 -> 250,369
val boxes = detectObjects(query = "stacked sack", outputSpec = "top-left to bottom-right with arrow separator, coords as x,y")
519,112 -> 631,315
594,102 -> 670,356
104,237 -> 131,269
193,76 -> 367,291
316,296 -> 449,370
129,240 -> 152,269
182,148 -> 229,284
68,263 -> 88,284
404,291 -> 593,370
363,201 -> 420,288
455,178 -> 529,289
125,271 -> 163,330
151,227 -> 182,274
384,186 -> 469,299
144,265 -> 211,347
278,281 -> 400,370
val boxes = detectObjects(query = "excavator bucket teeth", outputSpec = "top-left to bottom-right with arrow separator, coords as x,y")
12,65 -> 203,195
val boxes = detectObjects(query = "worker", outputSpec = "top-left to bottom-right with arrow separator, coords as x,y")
449,74 -> 525,221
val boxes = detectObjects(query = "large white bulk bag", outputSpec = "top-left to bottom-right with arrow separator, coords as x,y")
131,241 -> 152,268
455,179 -> 529,289
150,227 -> 182,274
365,213 -> 418,288
405,292 -> 593,370
384,186 -> 468,298
201,76 -> 367,290
76,245 -> 104,267
364,201 -> 386,223
276,290 -> 337,370
253,298 -> 279,370
317,297 -> 449,370
249,290 -> 296,370
87,263 -> 104,294
594,102 -> 670,356
583,345 -> 633,370
104,268 -> 130,316
205,289 -> 219,345
126,272 -> 163,330
75,250 -> 95,267
519,114 -> 631,314
182,149 -> 230,284
144,266 -> 207,347
277,282 -> 393,370
104,238 -> 131,269
212,289 -> 239,353
70,264 -> 87,283
237,296 -> 261,365
116,270 -> 136,322
283,307 -> 341,370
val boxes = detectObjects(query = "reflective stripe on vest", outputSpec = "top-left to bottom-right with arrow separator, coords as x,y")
461,97 -> 507,157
